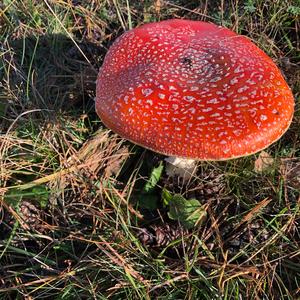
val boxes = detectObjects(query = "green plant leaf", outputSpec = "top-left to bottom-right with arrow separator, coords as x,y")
136,162 -> 164,210
167,194 -> 207,229
162,188 -> 173,206
287,5 -> 300,16
143,162 -> 164,193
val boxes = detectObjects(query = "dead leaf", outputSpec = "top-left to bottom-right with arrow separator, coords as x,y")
254,151 -> 274,173
241,197 -> 271,224
154,0 -> 162,14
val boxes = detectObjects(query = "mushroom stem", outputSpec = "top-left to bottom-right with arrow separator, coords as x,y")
165,156 -> 197,182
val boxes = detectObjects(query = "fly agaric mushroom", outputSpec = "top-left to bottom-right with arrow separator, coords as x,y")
96,19 -> 294,169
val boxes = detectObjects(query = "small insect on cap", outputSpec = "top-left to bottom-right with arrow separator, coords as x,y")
96,19 -> 294,160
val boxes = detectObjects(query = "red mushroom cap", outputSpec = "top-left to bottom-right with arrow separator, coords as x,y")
96,19 -> 294,160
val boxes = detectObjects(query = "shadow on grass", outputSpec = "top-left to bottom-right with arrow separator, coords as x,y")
0,33 -> 106,131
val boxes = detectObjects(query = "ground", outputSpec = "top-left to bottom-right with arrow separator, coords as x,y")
0,0 -> 300,299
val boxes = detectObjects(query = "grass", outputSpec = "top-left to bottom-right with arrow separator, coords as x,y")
0,0 -> 300,299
